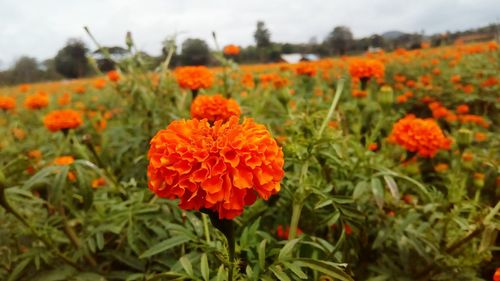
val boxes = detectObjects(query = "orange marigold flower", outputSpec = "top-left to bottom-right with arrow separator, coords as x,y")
175,66 -> 214,91
57,92 -> 71,106
53,156 -> 75,166
223,44 -> 240,56
0,96 -> 16,111
12,128 -> 26,140
94,78 -> 107,89
388,115 -> 451,158
459,114 -> 489,128
368,143 -> 378,151
461,151 -> 473,162
190,94 -> 241,122
19,84 -> 30,93
450,74 -> 461,83
474,132 -> 487,142
92,177 -> 106,188
28,150 -> 42,159
24,92 -> 49,110
396,95 -> 408,104
352,90 -> 367,98
434,163 -> 449,173
147,117 -> 284,219
494,267 -> 500,281
241,73 -> 255,89
74,85 -> 86,94
348,59 -> 385,80
456,104 -> 469,114
107,70 -> 120,82
43,109 -> 83,132
295,62 -> 317,77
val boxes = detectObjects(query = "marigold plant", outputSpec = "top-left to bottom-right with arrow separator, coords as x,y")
147,117 -> 284,219
0,96 -> 16,111
190,94 -> 241,122
223,44 -> 240,56
24,92 -> 49,110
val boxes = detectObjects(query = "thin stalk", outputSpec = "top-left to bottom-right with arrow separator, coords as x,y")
318,79 -> 345,138
288,204 -> 303,240
202,214 -> 211,243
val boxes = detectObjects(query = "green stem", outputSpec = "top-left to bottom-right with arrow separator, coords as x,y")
288,203 -> 303,240
202,214 -> 211,243
318,79 -> 345,138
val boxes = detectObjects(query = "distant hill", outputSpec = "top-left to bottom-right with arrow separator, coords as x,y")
382,31 -> 407,40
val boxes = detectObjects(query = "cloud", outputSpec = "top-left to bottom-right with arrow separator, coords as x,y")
0,0 -> 498,67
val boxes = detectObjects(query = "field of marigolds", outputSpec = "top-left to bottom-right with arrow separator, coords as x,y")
0,40 -> 499,281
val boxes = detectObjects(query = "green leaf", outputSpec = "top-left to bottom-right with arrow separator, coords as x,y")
371,177 -> 384,209
258,239 -> 267,269
352,181 -> 368,200
279,238 -> 301,260
284,262 -> 308,279
139,236 -> 191,258
270,265 -> 291,281
294,258 -> 353,281
7,258 -> 31,281
215,265 -> 225,281
179,256 -> 193,277
200,253 -> 209,281
383,175 -> 399,201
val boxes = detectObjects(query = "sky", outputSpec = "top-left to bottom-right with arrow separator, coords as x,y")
0,0 -> 499,68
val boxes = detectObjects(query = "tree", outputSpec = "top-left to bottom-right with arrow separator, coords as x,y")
254,21 -> 271,48
180,38 -> 210,66
9,56 -> 42,84
325,26 -> 353,55
54,39 -> 90,78
370,34 -> 385,48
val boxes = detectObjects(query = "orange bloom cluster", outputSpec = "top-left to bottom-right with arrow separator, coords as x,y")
388,115 -> 451,157
428,102 -> 457,122
241,73 -> 255,89
24,92 -> 49,110
107,70 -> 120,82
456,104 -> 469,114
259,73 -> 289,88
0,96 -> 16,110
458,114 -> 489,128
175,66 -> 214,91
43,109 -> 83,132
147,117 -> 284,219
94,78 -> 107,89
352,90 -> 367,98
348,59 -> 385,80
295,62 -> 317,77
396,91 -> 414,104
53,156 -> 75,166
223,44 -> 240,56
190,94 -> 241,122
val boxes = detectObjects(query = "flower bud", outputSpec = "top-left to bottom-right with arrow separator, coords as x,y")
473,173 -> 485,188
378,85 -> 394,106
456,128 -> 472,151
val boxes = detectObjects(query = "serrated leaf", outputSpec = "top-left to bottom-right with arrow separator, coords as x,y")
139,236 -> 191,258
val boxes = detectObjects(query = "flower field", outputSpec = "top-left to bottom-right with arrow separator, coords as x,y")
0,40 -> 499,281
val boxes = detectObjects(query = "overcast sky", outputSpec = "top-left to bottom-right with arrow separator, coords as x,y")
0,0 -> 499,67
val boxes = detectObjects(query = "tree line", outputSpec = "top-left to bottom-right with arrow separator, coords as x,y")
1,22 -> 498,86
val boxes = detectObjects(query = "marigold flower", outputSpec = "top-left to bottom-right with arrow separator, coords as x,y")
175,66 -> 213,91
190,95 -> 241,122
43,109 -> 83,132
28,150 -> 42,159
24,92 -> 49,110
19,84 -> 30,93
94,78 -> 107,89
12,128 -> 26,140
0,96 -> 16,111
107,70 -> 120,82
494,267 -> 500,281
147,117 -> 284,219
474,132 -> 487,142
223,44 -> 240,56
456,104 -> 469,114
53,156 -> 75,166
388,115 -> 451,158
295,62 -> 317,77
74,85 -> 86,94
434,163 -> 449,173
57,92 -> 71,106
352,90 -> 367,98
92,177 -> 106,188
368,143 -> 378,151
348,59 -> 385,80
